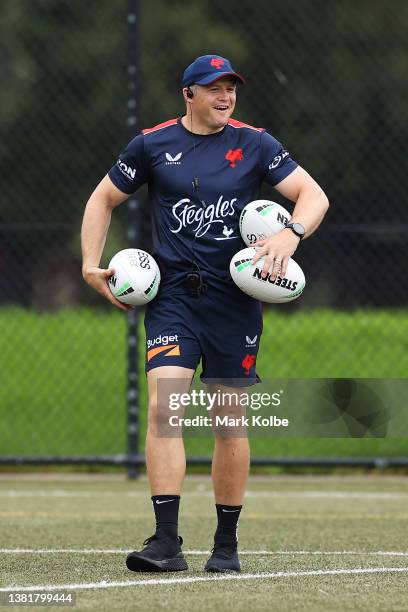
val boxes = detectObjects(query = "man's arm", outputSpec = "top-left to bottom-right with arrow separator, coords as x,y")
275,166 -> 329,238
252,166 -> 329,279
81,174 -> 132,311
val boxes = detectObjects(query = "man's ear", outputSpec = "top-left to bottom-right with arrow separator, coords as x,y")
184,87 -> 194,102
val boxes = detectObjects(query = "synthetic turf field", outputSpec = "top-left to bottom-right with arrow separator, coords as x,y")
1,475 -> 408,611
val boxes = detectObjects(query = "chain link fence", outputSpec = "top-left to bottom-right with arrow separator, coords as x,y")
1,0 -> 407,466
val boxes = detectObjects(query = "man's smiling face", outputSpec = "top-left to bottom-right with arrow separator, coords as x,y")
188,77 -> 237,133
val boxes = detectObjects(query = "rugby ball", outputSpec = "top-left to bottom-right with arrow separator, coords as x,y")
108,249 -> 160,306
230,247 -> 305,303
239,200 -> 291,246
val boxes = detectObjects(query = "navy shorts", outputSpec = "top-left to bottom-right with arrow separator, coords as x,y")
144,291 -> 263,386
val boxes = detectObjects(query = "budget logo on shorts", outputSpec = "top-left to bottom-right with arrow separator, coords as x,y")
147,334 -> 180,361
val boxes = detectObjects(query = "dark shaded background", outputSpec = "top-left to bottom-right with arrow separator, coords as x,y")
1,0 -> 407,309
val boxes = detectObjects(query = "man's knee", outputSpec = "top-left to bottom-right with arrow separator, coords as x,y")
147,394 -> 182,437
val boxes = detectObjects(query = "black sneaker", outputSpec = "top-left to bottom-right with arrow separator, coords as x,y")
126,534 -> 188,572
204,535 -> 241,573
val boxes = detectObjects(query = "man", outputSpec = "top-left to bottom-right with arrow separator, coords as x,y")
81,55 -> 329,573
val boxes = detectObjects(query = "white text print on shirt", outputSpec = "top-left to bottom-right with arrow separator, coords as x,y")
169,196 -> 239,240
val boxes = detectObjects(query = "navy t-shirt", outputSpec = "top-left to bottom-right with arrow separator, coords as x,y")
108,117 -> 297,298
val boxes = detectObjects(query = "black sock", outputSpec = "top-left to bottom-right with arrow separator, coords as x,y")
151,495 -> 180,538
215,504 -> 242,541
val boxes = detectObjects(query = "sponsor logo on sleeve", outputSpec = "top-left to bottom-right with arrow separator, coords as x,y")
268,150 -> 289,170
116,159 -> 137,180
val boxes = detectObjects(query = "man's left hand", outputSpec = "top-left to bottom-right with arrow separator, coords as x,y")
251,228 -> 300,280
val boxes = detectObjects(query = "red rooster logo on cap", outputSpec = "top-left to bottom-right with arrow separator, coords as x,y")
211,58 -> 225,69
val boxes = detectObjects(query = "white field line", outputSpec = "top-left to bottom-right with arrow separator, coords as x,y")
1,567 -> 408,592
1,490 -> 408,499
1,474 -> 407,483
1,548 -> 408,557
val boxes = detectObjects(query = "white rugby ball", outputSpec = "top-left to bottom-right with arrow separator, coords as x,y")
108,249 -> 160,306
239,200 -> 291,246
230,247 -> 305,303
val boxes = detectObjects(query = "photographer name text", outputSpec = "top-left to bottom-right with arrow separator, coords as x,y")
168,415 -> 289,427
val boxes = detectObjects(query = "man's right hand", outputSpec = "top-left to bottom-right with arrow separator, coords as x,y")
82,266 -> 134,312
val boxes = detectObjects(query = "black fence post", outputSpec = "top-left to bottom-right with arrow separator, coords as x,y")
126,0 -> 140,479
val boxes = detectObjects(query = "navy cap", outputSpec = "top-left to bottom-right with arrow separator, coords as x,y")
182,55 -> 245,87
